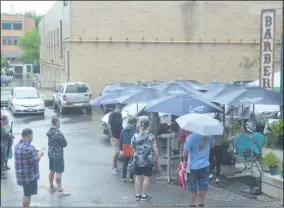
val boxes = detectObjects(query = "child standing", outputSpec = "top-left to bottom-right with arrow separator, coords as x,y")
120,117 -> 137,183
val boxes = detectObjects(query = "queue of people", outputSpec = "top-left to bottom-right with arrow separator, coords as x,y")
107,104 -> 220,206
1,112 -> 70,207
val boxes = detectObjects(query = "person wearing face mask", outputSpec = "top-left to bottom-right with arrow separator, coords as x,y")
46,117 -> 70,196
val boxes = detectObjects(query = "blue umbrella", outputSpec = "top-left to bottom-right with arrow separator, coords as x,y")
116,87 -> 169,104
212,86 -> 283,105
174,79 -> 207,91
90,90 -> 122,106
144,94 -> 222,116
201,84 -> 246,101
202,81 -> 227,91
90,84 -> 147,106
154,82 -> 201,95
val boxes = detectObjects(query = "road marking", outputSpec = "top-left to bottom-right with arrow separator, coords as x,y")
44,107 -> 56,116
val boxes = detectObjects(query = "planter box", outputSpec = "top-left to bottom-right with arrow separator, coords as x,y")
261,172 -> 283,201
261,148 -> 283,171
221,165 -> 236,177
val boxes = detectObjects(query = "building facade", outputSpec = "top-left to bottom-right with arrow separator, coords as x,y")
1,13 -> 35,76
39,1 -> 283,93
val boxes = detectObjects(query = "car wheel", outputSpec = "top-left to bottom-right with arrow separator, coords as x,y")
101,105 -> 108,114
244,119 -> 256,133
52,99 -> 58,109
86,106 -> 92,114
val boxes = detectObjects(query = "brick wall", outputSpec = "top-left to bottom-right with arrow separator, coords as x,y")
67,1 -> 282,93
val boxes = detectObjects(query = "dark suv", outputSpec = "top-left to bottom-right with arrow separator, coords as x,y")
99,82 -> 135,113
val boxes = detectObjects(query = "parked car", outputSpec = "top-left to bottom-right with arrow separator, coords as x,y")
99,82 -> 136,114
100,103 -> 171,137
52,82 -> 92,114
8,87 -> 45,116
1,75 -> 12,86
247,105 -> 280,133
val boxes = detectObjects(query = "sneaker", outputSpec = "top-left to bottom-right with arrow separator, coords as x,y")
49,187 -> 58,192
57,190 -> 71,197
4,166 -> 10,170
198,202 -> 205,207
129,178 -> 134,183
141,194 -> 152,201
135,194 -> 141,201
1,175 -> 7,179
116,167 -> 122,171
112,168 -> 119,175
209,174 -> 213,179
215,178 -> 220,183
121,178 -> 127,183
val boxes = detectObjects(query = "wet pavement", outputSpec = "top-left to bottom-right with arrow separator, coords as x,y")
1,107 -> 282,207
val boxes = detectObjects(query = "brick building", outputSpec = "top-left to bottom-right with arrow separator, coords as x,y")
39,1 -> 283,93
1,13 -> 35,76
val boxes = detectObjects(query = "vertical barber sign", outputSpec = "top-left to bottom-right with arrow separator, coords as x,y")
259,9 -> 276,90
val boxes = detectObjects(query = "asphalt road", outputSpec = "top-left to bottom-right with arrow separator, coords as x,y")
1,107 -> 282,207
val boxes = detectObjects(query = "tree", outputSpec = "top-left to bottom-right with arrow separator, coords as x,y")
24,11 -> 43,28
1,57 -> 8,69
18,28 -> 40,64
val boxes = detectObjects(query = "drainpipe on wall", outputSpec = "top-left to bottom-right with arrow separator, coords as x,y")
280,34 -> 283,118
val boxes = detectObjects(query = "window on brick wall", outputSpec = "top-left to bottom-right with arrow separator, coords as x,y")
2,36 -> 12,45
13,21 -> 22,30
2,21 -> 12,30
13,36 -> 19,45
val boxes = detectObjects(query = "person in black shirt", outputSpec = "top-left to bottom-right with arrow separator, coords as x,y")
108,104 -> 123,175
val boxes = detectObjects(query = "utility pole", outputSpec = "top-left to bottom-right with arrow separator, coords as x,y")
281,34 -> 283,118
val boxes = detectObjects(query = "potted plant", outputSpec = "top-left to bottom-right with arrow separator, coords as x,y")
263,152 -> 278,175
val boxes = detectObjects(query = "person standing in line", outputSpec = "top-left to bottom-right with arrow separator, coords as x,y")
1,114 -> 14,179
183,132 -> 214,207
46,117 -> 70,196
120,116 -> 137,183
209,135 -> 223,183
2,115 -> 14,170
131,119 -> 160,202
108,104 -> 123,175
14,128 -> 44,207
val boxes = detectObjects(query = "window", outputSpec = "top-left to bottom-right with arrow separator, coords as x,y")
2,21 -> 11,30
15,90 -> 39,99
65,84 -> 89,93
13,21 -> 22,30
27,65 -> 32,73
13,36 -> 19,45
57,28 -> 59,46
60,20 -> 63,56
2,36 -> 12,45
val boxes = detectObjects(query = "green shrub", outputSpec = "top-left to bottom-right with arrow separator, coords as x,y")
263,152 -> 278,168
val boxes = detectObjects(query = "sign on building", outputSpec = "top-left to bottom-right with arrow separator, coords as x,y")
259,9 -> 276,90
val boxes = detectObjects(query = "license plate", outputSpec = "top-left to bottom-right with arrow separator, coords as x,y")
66,104 -> 72,107
27,108 -> 34,111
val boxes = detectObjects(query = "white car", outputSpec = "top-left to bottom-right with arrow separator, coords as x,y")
53,82 -> 92,114
8,87 -> 45,116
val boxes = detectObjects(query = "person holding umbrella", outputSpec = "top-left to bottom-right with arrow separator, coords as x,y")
176,113 -> 223,207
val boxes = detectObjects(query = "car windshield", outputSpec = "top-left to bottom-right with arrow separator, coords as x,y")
103,84 -> 120,92
15,90 -> 40,99
65,84 -> 89,93
123,103 -> 147,115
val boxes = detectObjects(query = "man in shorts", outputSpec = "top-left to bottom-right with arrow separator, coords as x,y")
46,117 -> 70,196
183,132 -> 214,207
108,104 -> 123,174
14,128 -> 44,207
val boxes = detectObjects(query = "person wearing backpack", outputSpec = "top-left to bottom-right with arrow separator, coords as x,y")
120,116 -> 137,183
131,119 -> 160,202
